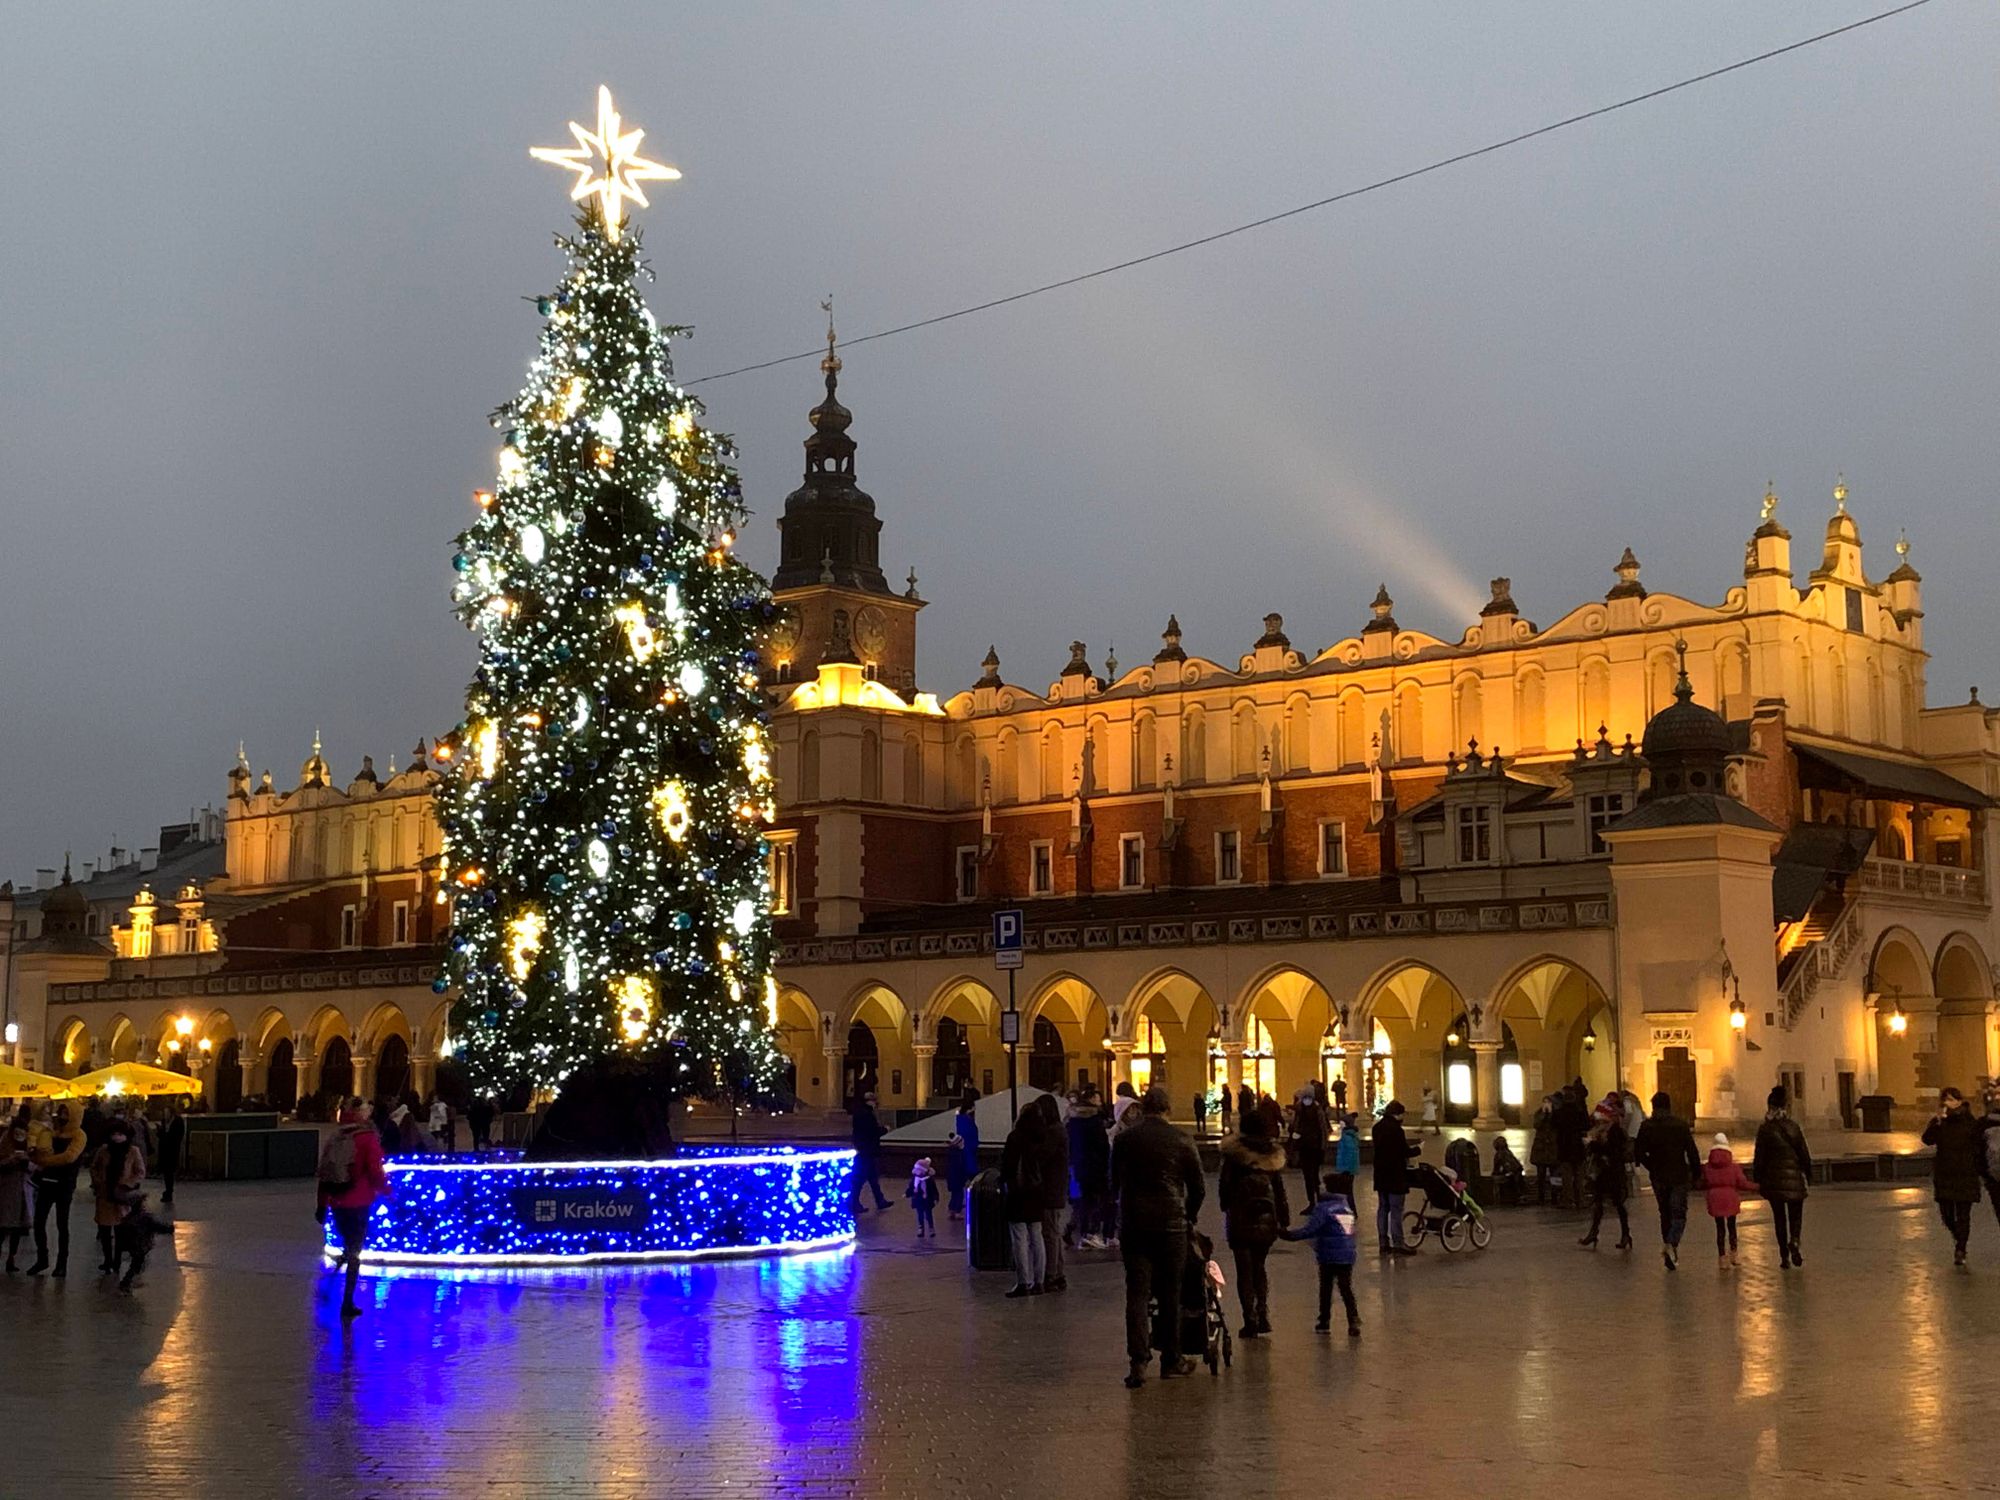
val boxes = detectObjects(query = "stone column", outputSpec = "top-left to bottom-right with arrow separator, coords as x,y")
1471,1041 -> 1505,1131
294,1048 -> 320,1102
1108,1042 -> 1134,1088
411,1055 -> 437,1101
351,1053 -> 376,1103
821,1048 -> 845,1111
239,1046 -> 263,1101
1343,1042 -> 1369,1111
1222,1042 -> 1245,1093
912,1044 -> 936,1109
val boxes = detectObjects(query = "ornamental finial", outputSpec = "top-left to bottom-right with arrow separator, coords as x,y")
1833,473 -> 1849,513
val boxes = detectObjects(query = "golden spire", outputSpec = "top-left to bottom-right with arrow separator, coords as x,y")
1760,480 -> 1777,524
820,294 -> 841,377
1833,473 -> 1848,513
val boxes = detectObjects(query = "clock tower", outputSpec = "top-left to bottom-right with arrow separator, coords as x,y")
764,303 -> 922,694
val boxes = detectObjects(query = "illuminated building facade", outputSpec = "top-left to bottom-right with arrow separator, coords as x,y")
8,369 -> 1997,1132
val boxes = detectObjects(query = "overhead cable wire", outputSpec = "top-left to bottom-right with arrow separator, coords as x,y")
685,0 -> 1937,387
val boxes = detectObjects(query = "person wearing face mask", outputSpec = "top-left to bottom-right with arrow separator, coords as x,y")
27,1103 -> 85,1278
90,1117 -> 148,1285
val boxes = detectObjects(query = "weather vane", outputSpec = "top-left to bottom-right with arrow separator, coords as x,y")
531,85 -> 680,242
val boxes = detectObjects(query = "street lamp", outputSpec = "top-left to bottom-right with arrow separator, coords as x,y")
1729,998 -> 1747,1031
175,1015 -> 194,1039
1887,1004 -> 1908,1036
1582,1024 -> 1597,1053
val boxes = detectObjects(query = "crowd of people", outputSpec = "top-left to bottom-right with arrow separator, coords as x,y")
901,1072 -> 2000,1388
0,1097 -> 183,1291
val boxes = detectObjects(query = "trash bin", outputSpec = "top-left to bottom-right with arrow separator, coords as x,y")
966,1167 -> 1012,1272
1857,1095 -> 1894,1133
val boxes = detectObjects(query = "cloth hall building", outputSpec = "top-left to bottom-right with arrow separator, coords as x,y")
7,359 -> 1997,1133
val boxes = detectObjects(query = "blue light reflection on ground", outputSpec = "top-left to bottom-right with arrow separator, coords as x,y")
310,1244 -> 864,1488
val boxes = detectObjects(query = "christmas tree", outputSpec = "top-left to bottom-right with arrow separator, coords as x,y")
439,89 -> 781,1111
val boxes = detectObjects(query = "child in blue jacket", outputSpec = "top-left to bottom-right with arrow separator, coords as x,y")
1281,1169 -> 1360,1335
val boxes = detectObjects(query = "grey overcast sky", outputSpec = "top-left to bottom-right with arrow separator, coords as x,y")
1,2 -> 1994,877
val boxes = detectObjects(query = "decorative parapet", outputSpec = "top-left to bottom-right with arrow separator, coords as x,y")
776,895 -> 1609,966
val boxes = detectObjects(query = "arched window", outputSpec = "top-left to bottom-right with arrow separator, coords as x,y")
1231,704 -> 1258,778
953,735 -> 977,805
1717,641 -> 1751,706
1648,652 -> 1678,719
1516,670 -> 1546,751
862,730 -> 882,801
1580,659 -> 1611,740
1454,676 -> 1484,751
933,1015 -> 971,1099
843,1021 -> 879,1103
1182,709 -> 1207,783
1039,726 -> 1064,800
1244,1015 -> 1275,1098
800,730 -> 821,801
1133,713 -> 1157,789
995,728 -> 1019,802
1132,1014 -> 1169,1094
1793,644 -> 1814,723
1338,690 -> 1367,768
1829,654 -> 1849,737
1395,682 -> 1424,763
1865,660 -> 1885,745
903,731 -> 925,803
1029,1016 -> 1067,1090
1086,718 -> 1110,794
1284,696 -> 1311,773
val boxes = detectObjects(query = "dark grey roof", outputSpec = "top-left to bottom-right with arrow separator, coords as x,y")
1793,743 -> 1992,810
1607,795 -> 1779,834
13,839 -> 227,914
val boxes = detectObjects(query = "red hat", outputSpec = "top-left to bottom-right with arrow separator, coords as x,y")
1593,1101 -> 1620,1125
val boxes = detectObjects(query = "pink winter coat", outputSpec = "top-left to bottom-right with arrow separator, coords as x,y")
1701,1148 -> 1754,1217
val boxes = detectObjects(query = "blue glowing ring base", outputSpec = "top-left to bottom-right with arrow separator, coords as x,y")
323,1146 -> 857,1268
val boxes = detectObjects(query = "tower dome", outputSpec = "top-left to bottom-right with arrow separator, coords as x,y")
1640,642 -> 1732,799
39,863 -> 90,938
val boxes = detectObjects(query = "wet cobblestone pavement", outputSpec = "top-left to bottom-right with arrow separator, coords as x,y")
3,1178 -> 1996,1499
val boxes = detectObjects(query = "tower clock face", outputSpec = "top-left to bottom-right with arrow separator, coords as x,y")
767,605 -> 801,655
854,605 -> 888,661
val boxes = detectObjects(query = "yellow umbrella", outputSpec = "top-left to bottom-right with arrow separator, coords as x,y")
65,1062 -> 203,1099
0,1063 -> 72,1099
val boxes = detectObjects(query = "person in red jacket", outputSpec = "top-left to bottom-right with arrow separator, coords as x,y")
318,1099 -> 390,1319
1700,1133 -> 1755,1267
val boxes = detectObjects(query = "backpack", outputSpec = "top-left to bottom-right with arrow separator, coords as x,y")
1236,1166 -> 1279,1230
318,1130 -> 356,1188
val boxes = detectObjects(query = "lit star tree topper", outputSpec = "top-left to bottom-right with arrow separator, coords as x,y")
440,87 -> 782,1104
531,85 -> 680,243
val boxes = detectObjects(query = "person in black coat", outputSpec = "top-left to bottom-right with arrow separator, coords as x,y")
1370,1102 -> 1420,1254
1633,1090 -> 1704,1269
1289,1091 -> 1331,1207
849,1093 -> 892,1212
1111,1087 -> 1206,1387
1922,1087 -> 1985,1266
1578,1100 -> 1631,1250
1218,1112 -> 1291,1338
1066,1088 -> 1113,1247
1029,1093 -> 1071,1292
158,1107 -> 188,1205
1752,1085 -> 1813,1267
1552,1089 -> 1589,1209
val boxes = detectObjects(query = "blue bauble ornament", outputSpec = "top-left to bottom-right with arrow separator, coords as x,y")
432,977 -> 449,994
599,819 -> 616,838
554,644 -> 571,662
548,872 -> 568,893
688,958 -> 708,976
452,553 -> 472,573
639,552 -> 653,569
609,920 -> 625,935
536,297 -> 553,316
673,912 -> 693,931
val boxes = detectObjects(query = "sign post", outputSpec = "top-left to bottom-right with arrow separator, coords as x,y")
993,909 -> 1024,1121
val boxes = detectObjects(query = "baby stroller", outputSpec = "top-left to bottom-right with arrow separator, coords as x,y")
1402,1160 -> 1491,1253
1151,1228 -> 1233,1374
